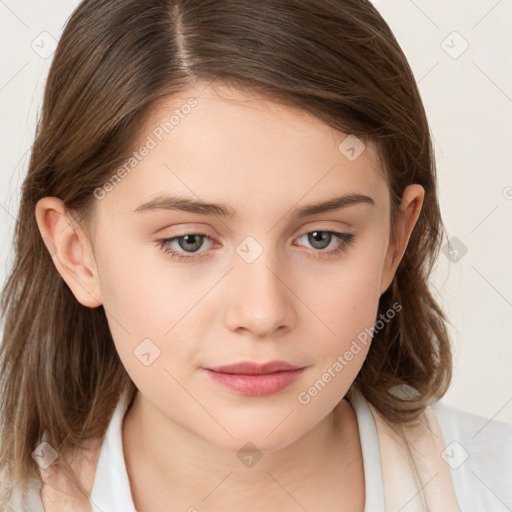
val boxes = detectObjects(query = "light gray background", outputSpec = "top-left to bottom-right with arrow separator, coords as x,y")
0,0 -> 511,423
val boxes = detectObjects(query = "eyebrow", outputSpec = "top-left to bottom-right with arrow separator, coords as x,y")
134,192 -> 375,218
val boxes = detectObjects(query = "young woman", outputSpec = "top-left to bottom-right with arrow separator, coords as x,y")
1,0 -> 510,510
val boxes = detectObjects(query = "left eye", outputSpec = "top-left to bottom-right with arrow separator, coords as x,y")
296,230 -> 349,251
156,229 -> 355,262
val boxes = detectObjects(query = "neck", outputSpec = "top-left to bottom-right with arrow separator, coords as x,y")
122,393 -> 364,511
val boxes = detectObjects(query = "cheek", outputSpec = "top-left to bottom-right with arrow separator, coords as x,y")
300,239 -> 385,397
313,278 -> 378,381
307,245 -> 385,343
95,228 -> 204,332
93,230 -> 221,398
294,268 -> 382,416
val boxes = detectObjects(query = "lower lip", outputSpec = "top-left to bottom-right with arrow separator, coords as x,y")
203,368 -> 306,396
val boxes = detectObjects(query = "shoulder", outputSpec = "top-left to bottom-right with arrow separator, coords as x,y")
433,400 -> 512,461
433,400 -> 512,511
39,436 -> 103,512
1,476 -> 45,512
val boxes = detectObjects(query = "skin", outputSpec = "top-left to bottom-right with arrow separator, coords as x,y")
36,82 -> 424,511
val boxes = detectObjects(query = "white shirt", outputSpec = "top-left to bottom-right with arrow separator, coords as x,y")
87,389 -> 512,512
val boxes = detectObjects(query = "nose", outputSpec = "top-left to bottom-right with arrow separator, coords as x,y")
223,246 -> 297,338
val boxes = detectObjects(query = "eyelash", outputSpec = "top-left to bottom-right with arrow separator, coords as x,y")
155,229 -> 356,263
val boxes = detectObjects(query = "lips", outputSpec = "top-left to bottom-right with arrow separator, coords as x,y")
203,361 -> 307,396
206,360 -> 304,375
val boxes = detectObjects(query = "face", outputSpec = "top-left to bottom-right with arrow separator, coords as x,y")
39,82 -> 422,454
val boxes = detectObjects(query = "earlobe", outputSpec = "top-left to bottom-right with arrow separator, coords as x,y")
35,197 -> 103,308
379,184 -> 425,295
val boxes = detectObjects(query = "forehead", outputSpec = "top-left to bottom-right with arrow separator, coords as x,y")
96,82 -> 389,221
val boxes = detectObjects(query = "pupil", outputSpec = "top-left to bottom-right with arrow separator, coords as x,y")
181,235 -> 202,252
310,231 -> 330,249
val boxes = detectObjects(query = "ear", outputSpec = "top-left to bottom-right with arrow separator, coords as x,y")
35,197 -> 103,308
379,184 -> 425,295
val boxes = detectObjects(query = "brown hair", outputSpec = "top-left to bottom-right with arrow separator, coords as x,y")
0,0 -> 451,503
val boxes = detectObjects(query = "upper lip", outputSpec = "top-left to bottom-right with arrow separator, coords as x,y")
205,361 -> 305,374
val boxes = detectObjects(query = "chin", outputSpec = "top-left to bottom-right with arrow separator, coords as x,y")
203,422 -> 305,456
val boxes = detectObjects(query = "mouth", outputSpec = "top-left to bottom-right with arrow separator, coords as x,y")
203,361 -> 307,396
